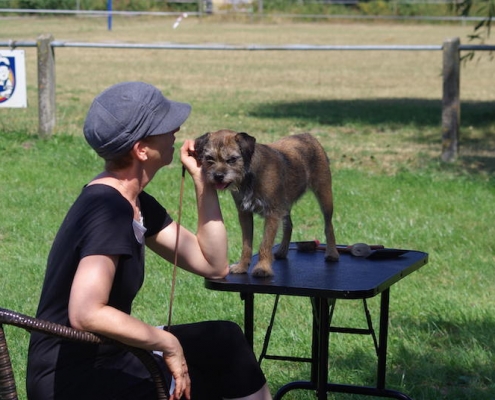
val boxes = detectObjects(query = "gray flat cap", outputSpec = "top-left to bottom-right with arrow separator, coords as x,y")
83,82 -> 191,159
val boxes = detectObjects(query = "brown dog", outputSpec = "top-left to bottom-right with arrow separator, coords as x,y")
194,129 -> 339,277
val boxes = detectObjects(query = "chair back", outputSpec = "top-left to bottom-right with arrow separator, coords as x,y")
0,319 -> 17,400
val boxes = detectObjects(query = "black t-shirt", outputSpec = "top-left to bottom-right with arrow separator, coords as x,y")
26,184 -> 172,399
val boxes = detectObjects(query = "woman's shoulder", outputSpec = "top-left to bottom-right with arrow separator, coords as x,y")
83,183 -> 122,196
74,184 -> 132,216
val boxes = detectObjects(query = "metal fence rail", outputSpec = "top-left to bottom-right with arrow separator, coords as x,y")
53,42 -> 445,51
0,8 -> 194,17
0,7 -> 488,22
3,40 -> 494,52
1,37 -> 494,161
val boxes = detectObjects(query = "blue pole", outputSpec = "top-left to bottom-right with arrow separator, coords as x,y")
107,0 -> 112,31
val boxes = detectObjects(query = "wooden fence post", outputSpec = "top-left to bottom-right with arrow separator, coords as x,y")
37,34 -> 56,137
441,37 -> 460,162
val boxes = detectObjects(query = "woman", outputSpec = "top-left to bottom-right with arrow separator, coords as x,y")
27,81 -> 272,400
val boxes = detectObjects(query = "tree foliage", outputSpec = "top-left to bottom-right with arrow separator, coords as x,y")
456,0 -> 494,41
453,0 -> 494,62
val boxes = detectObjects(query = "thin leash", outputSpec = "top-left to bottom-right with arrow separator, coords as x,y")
166,165 -> 186,331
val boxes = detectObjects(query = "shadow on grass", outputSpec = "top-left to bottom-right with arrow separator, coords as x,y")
249,98 -> 494,129
249,98 -> 495,175
266,320 -> 495,399
261,312 -> 495,399
393,317 -> 495,400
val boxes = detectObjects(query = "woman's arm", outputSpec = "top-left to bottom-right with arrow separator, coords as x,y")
69,254 -> 191,400
146,140 -> 229,279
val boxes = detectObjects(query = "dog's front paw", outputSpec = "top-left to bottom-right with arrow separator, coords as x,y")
325,246 -> 340,262
251,261 -> 274,277
229,262 -> 249,274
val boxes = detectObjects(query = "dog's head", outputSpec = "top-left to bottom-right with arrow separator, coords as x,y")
194,129 -> 256,190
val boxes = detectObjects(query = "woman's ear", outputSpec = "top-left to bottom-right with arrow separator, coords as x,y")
132,140 -> 148,161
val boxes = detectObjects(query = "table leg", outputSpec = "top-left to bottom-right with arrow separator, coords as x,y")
241,292 -> 254,348
258,294 -> 281,364
377,288 -> 390,389
316,297 -> 331,400
310,298 -> 319,384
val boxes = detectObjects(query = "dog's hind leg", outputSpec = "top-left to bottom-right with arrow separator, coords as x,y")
313,181 -> 340,262
274,213 -> 292,260
323,213 -> 339,262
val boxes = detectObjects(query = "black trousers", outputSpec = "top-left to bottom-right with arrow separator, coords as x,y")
28,320 -> 266,400
169,320 -> 267,399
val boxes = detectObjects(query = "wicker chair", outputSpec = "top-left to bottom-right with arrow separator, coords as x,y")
0,307 -> 169,400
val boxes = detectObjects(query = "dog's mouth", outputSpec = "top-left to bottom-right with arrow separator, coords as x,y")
215,182 -> 231,190
209,171 -> 233,190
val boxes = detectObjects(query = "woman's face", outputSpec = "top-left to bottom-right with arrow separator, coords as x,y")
143,128 -> 179,167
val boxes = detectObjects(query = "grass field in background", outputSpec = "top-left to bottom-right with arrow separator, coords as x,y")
1,16 -> 494,399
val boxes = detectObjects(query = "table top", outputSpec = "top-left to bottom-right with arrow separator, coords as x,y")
205,244 -> 428,299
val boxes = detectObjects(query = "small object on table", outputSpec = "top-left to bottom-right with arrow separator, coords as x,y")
296,241 -> 384,257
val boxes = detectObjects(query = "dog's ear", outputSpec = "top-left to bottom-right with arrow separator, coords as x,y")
194,132 -> 210,161
235,132 -> 256,166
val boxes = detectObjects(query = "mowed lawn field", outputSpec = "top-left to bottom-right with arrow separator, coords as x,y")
1,16 -> 494,399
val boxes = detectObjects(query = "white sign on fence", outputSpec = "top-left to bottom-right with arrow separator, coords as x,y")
0,50 -> 27,108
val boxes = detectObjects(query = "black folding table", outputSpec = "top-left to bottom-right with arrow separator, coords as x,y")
205,244 -> 428,400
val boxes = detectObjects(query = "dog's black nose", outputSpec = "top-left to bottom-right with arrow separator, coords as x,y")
213,173 -> 225,183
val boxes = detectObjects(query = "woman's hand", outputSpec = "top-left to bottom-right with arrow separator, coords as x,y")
180,139 -> 202,181
162,336 -> 191,400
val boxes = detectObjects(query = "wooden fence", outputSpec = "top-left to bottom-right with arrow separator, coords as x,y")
1,35 -> 494,162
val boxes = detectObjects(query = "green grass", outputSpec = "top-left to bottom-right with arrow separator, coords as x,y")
1,16 -> 495,399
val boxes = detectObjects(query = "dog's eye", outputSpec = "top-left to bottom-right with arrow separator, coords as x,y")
205,156 -> 215,164
227,157 -> 239,165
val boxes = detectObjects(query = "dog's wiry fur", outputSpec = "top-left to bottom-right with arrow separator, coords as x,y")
195,129 -> 339,277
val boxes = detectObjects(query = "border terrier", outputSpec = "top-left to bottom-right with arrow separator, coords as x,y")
194,129 -> 339,277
